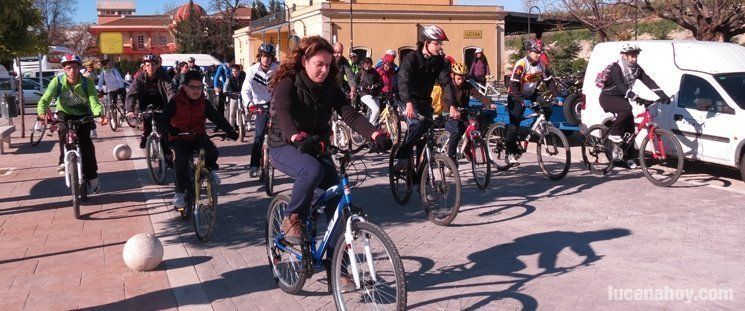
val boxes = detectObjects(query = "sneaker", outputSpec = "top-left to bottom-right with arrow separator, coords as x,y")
281,214 -> 303,245
394,159 -> 409,172
87,178 -> 100,194
339,276 -> 358,293
425,192 -> 438,203
608,135 -> 623,143
173,192 -> 186,209
57,163 -> 65,175
208,171 -> 221,185
626,159 -> 638,169
249,166 -> 259,178
139,137 -> 147,149
90,129 -> 97,139
506,154 -> 520,166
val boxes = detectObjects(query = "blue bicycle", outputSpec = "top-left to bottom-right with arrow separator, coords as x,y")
266,144 -> 407,310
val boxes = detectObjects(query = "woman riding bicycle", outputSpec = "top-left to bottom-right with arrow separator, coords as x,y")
394,24 -> 455,170
165,71 -> 238,209
267,36 -> 392,246
356,57 -> 383,126
444,62 -> 494,168
242,42 -> 279,178
598,43 -> 671,168
37,54 -> 107,192
505,39 -> 559,166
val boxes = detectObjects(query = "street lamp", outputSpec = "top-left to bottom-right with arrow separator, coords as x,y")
350,0 -> 354,55
527,6 -> 542,40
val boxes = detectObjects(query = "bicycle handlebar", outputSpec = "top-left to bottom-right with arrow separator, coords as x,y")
326,144 -> 368,156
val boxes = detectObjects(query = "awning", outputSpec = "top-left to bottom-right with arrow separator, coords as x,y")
504,12 -> 585,35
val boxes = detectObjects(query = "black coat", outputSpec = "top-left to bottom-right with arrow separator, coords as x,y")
397,50 -> 454,114
268,71 -> 376,148
126,69 -> 176,113
356,68 -> 383,97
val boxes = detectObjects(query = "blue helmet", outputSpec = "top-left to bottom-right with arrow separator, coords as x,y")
259,43 -> 276,56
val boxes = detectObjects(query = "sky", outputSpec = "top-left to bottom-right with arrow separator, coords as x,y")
73,0 -> 525,24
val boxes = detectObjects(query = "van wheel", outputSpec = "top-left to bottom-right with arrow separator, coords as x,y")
563,93 -> 582,126
740,153 -> 745,182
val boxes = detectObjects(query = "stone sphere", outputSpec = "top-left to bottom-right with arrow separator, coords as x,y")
122,233 -> 163,271
113,143 -> 132,160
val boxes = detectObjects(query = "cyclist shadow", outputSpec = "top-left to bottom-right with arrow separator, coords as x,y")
79,263 -> 276,310
404,228 -> 631,310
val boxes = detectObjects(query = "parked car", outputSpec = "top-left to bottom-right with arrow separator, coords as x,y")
581,40 -> 745,181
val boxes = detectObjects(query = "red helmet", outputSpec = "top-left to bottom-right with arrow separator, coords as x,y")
525,39 -> 544,53
421,25 -> 448,42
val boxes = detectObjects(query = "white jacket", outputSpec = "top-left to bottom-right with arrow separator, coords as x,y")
241,62 -> 279,106
97,68 -> 125,93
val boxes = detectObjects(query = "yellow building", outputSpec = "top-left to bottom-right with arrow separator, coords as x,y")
234,0 -> 506,74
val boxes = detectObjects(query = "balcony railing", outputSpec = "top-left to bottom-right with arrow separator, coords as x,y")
249,10 -> 288,31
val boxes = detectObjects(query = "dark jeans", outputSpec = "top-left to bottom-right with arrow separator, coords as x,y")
217,92 -> 226,119
107,88 -> 126,110
599,94 -> 634,137
394,107 -> 433,160
171,137 -> 219,193
249,110 -> 269,168
270,145 -> 343,250
506,96 -> 527,155
445,117 -> 466,166
57,112 -> 98,181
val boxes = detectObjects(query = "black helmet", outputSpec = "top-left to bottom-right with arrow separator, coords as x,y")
142,54 -> 160,64
259,43 -> 276,56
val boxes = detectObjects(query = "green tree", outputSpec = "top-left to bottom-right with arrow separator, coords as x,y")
173,5 -> 209,54
252,1 -> 269,18
0,0 -> 47,61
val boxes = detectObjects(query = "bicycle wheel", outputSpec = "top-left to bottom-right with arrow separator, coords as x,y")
194,169 -> 217,241
331,221 -> 407,311
30,119 -> 47,146
485,123 -> 511,171
109,106 -> 118,131
266,195 -> 307,294
264,144 -> 275,197
639,128 -> 684,187
581,125 -> 614,175
146,135 -> 167,185
238,110 -> 246,142
388,145 -> 413,205
68,155 -> 82,219
536,126 -> 571,181
383,107 -> 402,146
421,154 -> 462,226
125,109 -> 137,128
471,140 -> 491,189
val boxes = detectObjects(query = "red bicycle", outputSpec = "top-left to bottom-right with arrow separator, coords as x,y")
30,108 -> 59,147
436,106 -> 493,189
581,99 -> 684,187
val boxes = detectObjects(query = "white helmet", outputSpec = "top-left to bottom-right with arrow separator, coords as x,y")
620,43 -> 642,54
385,49 -> 397,57
475,47 -> 483,53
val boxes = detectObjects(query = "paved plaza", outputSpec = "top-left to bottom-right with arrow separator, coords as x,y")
1,115 -> 743,310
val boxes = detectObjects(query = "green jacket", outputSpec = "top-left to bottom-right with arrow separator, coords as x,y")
37,74 -> 104,117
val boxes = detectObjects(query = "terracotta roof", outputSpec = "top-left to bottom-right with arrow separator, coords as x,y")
175,2 -> 206,21
96,15 -> 172,26
234,7 -> 252,19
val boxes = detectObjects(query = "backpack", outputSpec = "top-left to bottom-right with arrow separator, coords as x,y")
594,62 -> 616,89
55,74 -> 90,99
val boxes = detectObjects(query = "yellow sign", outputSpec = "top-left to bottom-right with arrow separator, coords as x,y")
99,32 -> 123,54
464,30 -> 482,39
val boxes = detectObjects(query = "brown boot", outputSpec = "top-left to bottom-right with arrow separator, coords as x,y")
281,214 -> 303,245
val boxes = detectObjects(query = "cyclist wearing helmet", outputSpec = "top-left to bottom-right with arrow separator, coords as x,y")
242,42 -> 279,178
599,43 -> 670,168
505,39 -> 559,165
394,24 -> 455,169
349,52 -> 360,75
126,54 -> 176,151
444,62 -> 493,168
37,54 -> 108,192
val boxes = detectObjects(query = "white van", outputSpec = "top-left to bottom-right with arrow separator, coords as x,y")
581,40 -> 745,180
159,54 -> 221,70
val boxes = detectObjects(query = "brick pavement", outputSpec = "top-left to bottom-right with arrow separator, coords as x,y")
2,113 -> 745,310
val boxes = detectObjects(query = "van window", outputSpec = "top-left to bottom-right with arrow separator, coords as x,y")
678,74 -> 734,114
715,73 -> 745,110
0,78 -> 11,90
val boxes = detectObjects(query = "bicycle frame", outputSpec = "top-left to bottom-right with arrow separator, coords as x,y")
618,103 -> 667,160
456,108 -> 487,158
63,127 -> 84,189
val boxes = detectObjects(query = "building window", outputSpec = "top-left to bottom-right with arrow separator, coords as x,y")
398,46 -> 416,64
352,46 -> 370,61
136,35 -> 145,50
